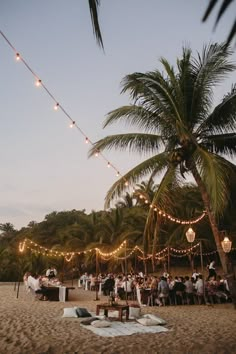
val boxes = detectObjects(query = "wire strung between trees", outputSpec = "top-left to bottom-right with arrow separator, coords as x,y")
0,30 -> 207,226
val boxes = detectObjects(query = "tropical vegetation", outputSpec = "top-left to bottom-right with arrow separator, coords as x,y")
89,43 -> 236,273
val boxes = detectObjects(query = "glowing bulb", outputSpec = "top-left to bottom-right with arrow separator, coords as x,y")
125,181 -> 129,186
70,121 -> 75,128
116,171 -> 120,177
145,200 -> 149,204
54,103 -> 59,110
107,162 -> 110,168
16,53 -> 20,61
35,79 -> 42,87
85,137 -> 89,144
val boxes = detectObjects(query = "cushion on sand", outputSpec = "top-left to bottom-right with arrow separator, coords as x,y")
91,320 -> 111,328
80,317 -> 99,325
129,306 -> 141,319
136,318 -> 159,326
75,307 -> 92,318
143,314 -> 166,325
62,308 -> 78,318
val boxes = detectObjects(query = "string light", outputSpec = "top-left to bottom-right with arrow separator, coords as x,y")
35,79 -> 42,87
0,30 -> 207,227
54,103 -> 59,110
69,121 -> 75,128
107,162 -> 111,168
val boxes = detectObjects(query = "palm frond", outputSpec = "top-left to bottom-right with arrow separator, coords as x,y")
191,43 -> 235,126
194,147 -> 233,214
88,0 -> 104,49
104,152 -> 169,208
197,84 -> 236,134
202,133 -> 236,157
202,0 -> 235,45
88,133 -> 163,157
104,105 -> 160,133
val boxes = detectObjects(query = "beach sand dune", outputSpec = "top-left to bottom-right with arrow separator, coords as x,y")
0,283 -> 236,354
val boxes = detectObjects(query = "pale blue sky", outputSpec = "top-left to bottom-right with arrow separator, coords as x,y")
0,0 -> 236,229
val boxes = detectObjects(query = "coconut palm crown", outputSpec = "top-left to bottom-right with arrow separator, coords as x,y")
89,43 -> 236,272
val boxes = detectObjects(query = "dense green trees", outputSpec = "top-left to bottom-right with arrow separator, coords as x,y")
0,180 -> 235,281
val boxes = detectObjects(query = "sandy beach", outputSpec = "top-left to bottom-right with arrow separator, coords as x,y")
0,283 -> 236,354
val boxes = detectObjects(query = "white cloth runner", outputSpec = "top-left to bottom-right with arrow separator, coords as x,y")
81,321 -> 169,337
98,282 -> 102,295
59,286 -> 66,302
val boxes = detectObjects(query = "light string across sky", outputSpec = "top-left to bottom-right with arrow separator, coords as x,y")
19,238 -> 235,263
0,30 -> 206,226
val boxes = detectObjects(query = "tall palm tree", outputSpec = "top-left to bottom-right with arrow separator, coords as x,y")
89,43 -> 236,273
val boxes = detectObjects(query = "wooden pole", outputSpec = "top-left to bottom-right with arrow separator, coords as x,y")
200,240 -> 205,301
16,279 -> 21,299
125,241 -> 128,304
167,246 -> 170,274
94,249 -> 100,301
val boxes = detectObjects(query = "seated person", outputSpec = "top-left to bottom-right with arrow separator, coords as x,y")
27,273 -> 49,300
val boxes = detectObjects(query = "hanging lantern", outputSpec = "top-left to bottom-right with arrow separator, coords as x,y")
221,237 -> 232,253
186,227 -> 196,243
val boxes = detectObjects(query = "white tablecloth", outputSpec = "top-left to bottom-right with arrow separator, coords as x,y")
59,286 -> 66,302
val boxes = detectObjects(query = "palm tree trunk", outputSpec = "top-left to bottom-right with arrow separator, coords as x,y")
191,164 -> 227,273
152,218 -> 161,272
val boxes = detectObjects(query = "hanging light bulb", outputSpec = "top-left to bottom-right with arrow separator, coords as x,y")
95,150 -> 99,157
186,227 -> 196,243
116,171 -> 120,177
125,181 -> 129,186
16,52 -> 20,61
54,103 -> 59,110
69,121 -> 75,128
221,236 -> 232,253
35,79 -> 42,87
107,162 -> 111,168
85,137 -> 89,144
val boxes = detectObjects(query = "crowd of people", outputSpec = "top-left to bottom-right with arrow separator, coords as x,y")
79,263 -> 231,306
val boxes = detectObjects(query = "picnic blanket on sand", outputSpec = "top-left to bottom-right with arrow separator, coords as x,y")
80,321 -> 169,337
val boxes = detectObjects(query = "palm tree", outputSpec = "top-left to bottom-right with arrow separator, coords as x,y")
89,43 -> 236,273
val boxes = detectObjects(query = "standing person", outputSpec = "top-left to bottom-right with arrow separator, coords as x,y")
207,260 -> 216,279
46,266 -> 57,279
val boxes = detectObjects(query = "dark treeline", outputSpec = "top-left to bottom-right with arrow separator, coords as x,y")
0,182 -> 235,282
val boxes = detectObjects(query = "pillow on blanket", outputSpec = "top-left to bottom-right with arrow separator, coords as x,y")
80,317 -> 99,325
129,306 -> 141,319
91,320 -> 111,328
75,307 -> 92,318
143,314 -> 166,325
62,308 -> 78,318
137,318 -> 159,326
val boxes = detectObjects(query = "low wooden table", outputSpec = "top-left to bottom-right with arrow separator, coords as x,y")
96,304 -> 129,322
